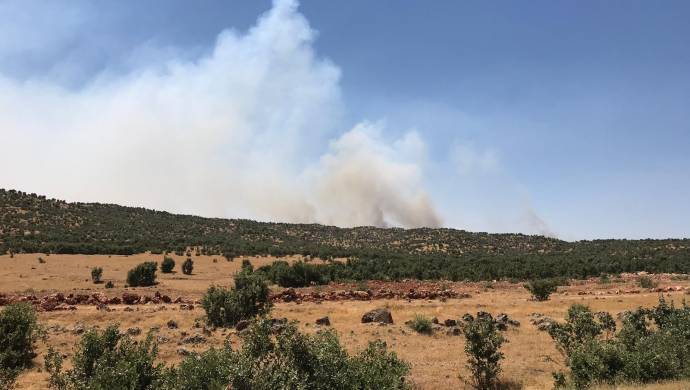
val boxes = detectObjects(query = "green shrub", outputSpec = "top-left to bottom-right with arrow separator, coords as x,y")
524,279 -> 559,301
126,262 -> 157,287
182,258 -> 194,275
462,313 -> 505,390
408,314 -> 433,335
91,267 -> 103,284
164,320 -> 410,389
549,297 -> 690,389
0,303 -> 40,372
638,275 -> 658,289
161,257 -> 175,273
202,268 -> 271,327
45,325 -> 164,389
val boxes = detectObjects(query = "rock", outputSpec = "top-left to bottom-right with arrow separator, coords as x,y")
127,327 -> 142,336
72,324 -> 85,335
431,317 -> 439,324
124,307 -> 134,312
157,335 -> 170,344
179,304 -> 194,310
177,347 -> 191,356
182,334 -> 207,345
362,308 -> 394,325
167,320 -> 178,329
462,313 -> 474,323
122,292 -> 140,305
315,316 -> 331,326
235,320 -> 251,331
446,327 -> 462,336
443,319 -> 457,327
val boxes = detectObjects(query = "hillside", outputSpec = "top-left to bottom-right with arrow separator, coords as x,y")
1,188 -> 689,281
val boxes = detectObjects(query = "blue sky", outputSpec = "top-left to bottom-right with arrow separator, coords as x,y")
1,0 -> 688,240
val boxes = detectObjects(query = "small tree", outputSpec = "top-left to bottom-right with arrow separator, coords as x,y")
45,325 -> 164,389
160,257 -> 175,273
524,279 -> 559,301
126,262 -> 157,287
462,313 -> 505,390
91,267 -> 103,284
202,268 -> 271,327
182,258 -> 193,275
0,303 -> 40,373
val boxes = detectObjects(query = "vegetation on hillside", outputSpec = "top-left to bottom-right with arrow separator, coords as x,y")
2,189 -> 690,282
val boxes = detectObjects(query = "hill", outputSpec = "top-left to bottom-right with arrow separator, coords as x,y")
1,188 -> 689,281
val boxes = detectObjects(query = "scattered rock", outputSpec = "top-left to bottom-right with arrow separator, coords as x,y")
362,308 -> 394,325
182,334 -> 207,345
167,320 -> 178,329
315,316 -> 331,326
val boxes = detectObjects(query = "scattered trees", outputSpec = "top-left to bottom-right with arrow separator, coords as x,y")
126,262 -> 157,287
462,313 -> 506,390
0,303 -> 40,388
165,320 -> 410,389
202,267 -> 271,327
182,258 -> 193,275
45,325 -> 163,389
524,279 -> 560,301
549,297 -> 690,389
161,256 -> 175,273
90,267 -> 103,284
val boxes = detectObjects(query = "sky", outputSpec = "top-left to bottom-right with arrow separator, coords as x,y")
1,0 -> 689,240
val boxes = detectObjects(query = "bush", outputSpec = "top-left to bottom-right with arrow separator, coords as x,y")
164,320 -> 411,389
127,262 -> 157,287
524,279 -> 559,301
549,297 -> 690,389
91,267 -> 103,284
161,256 -> 175,273
202,268 -> 272,327
182,258 -> 193,275
638,275 -> 658,289
0,303 -> 40,372
407,314 -> 433,335
45,325 -> 164,389
462,313 -> 505,390
105,281 -> 114,289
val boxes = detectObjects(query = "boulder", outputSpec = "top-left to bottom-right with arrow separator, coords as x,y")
362,308 -> 394,325
315,316 -> 331,326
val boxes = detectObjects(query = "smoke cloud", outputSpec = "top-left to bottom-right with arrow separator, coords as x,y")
0,0 -> 442,228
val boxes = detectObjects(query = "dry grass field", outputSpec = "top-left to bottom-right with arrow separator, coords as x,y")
3,253 -> 690,389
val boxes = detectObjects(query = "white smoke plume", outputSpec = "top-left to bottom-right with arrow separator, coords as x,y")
0,0 -> 442,228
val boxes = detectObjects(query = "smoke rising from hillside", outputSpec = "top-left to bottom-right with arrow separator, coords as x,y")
0,0 -> 442,228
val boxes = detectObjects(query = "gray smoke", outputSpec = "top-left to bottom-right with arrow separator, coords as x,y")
0,0 -> 442,228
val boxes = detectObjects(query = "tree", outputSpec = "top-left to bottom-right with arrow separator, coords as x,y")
202,268 -> 271,327
91,267 -> 103,284
462,313 -> 505,390
161,257 -> 175,273
0,303 -> 40,377
127,262 -> 157,287
524,279 -> 559,301
182,258 -> 193,275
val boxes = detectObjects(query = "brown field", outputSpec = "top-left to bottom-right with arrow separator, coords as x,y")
3,253 -> 690,389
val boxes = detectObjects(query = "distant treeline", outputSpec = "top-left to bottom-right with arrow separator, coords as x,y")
1,188 -> 689,282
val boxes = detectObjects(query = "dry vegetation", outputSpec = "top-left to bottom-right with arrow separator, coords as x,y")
3,253 -> 690,389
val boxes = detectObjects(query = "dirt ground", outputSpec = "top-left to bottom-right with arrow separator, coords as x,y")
3,253 -> 690,389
